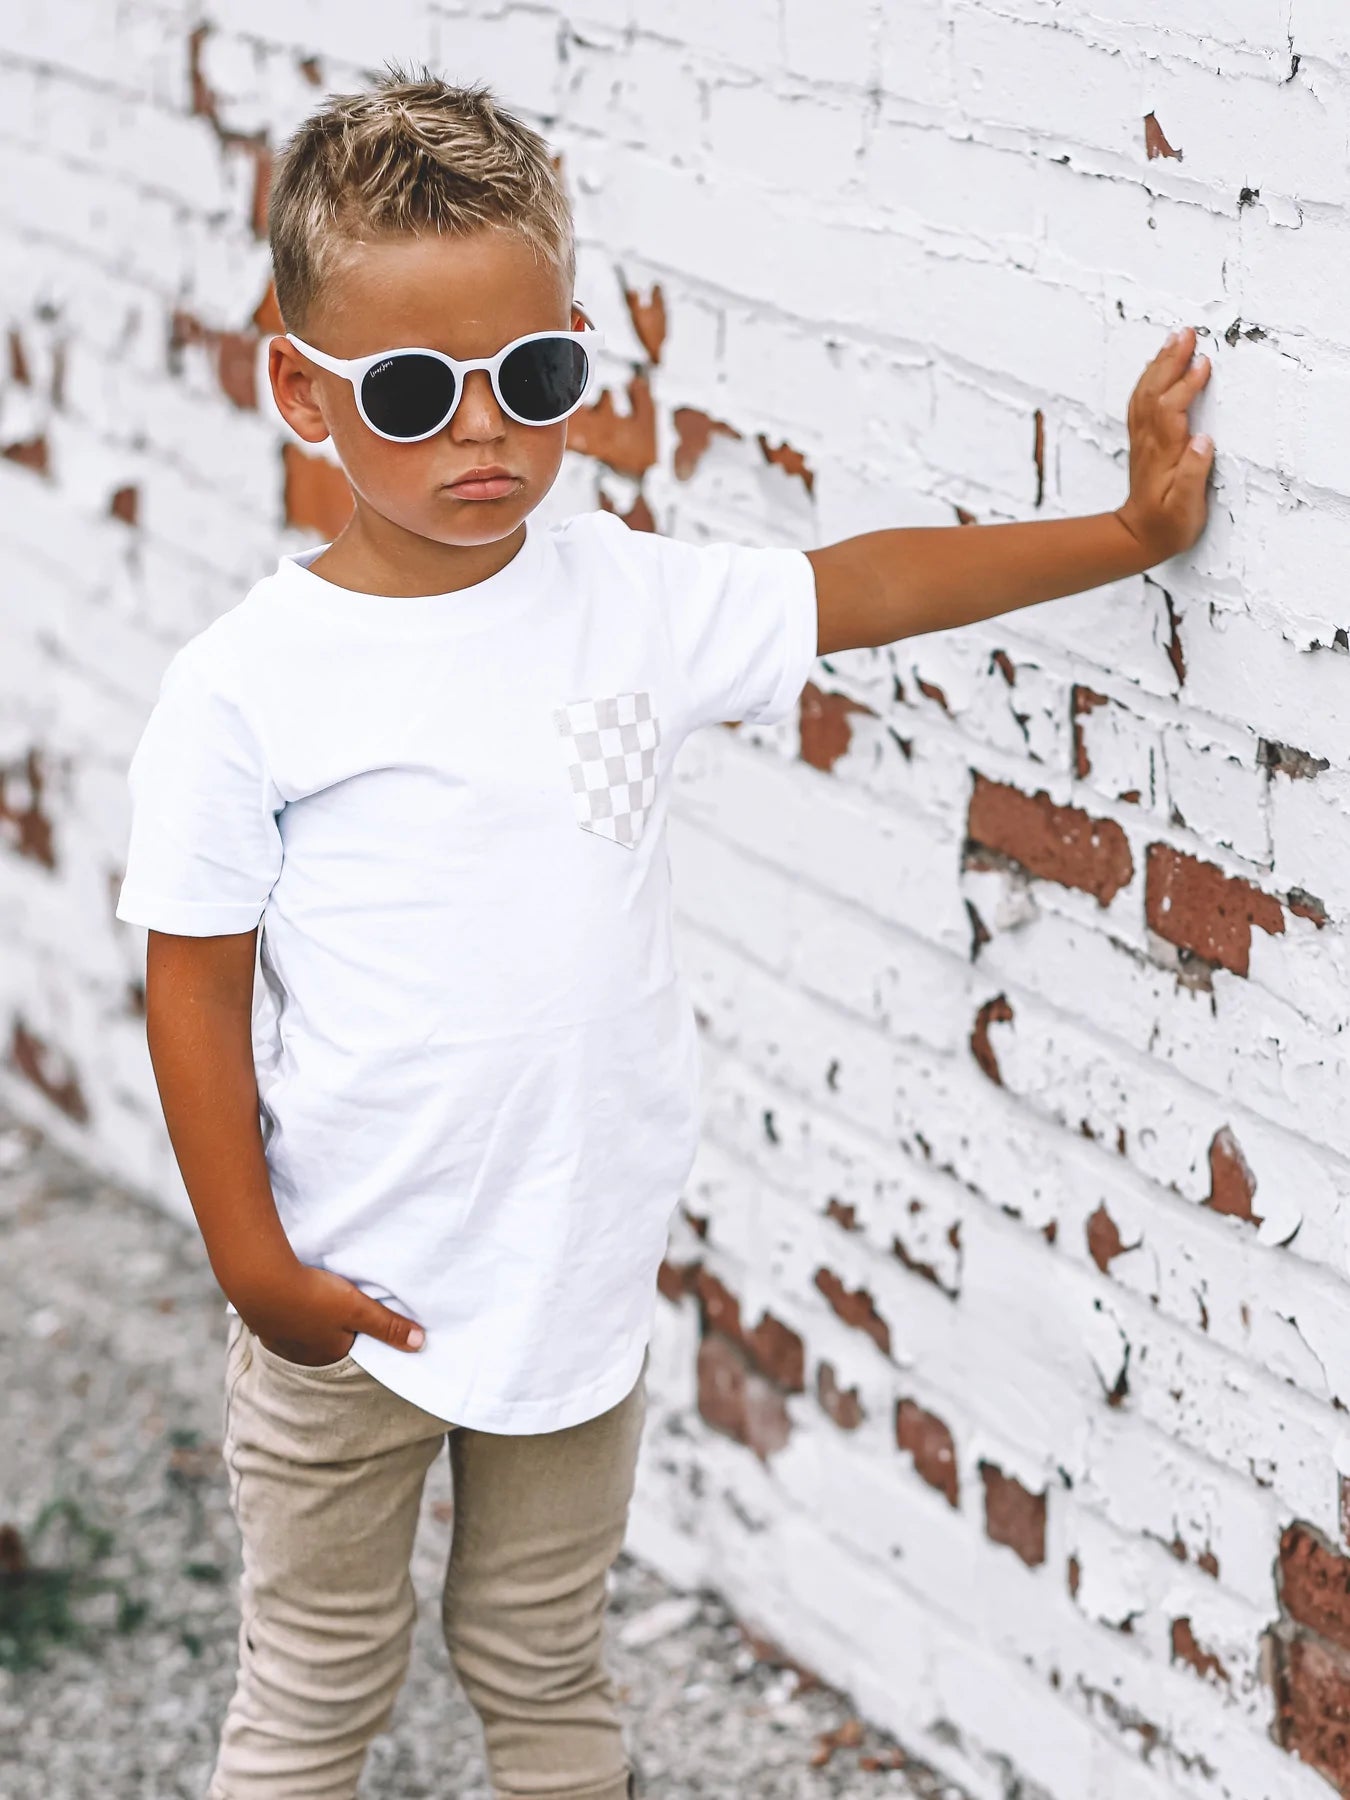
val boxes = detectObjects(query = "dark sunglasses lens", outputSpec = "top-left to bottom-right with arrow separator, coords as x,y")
360,354 -> 456,439
498,338 -> 589,422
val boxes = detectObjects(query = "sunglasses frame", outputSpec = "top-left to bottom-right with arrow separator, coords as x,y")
284,324 -> 606,442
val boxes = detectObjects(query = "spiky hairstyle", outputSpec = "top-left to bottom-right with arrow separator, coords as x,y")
267,65 -> 575,328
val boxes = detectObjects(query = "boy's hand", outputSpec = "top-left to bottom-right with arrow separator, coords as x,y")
238,1263 -> 425,1366
1115,323 -> 1214,566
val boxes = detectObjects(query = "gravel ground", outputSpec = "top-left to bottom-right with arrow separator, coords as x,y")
0,1105 -> 967,1799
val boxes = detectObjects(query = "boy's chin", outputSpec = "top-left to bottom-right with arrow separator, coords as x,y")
371,498 -> 533,547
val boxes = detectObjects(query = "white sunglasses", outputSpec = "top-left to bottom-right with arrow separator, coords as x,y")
285,324 -> 605,442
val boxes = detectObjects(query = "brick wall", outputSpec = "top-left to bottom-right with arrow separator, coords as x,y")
4,5 -> 1350,1795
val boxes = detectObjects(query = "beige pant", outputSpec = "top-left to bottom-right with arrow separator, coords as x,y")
209,1315 -> 646,1800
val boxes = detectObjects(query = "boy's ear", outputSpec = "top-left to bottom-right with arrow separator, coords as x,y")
267,336 -> 332,445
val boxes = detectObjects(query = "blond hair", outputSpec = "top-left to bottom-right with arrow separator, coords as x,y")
268,65 -> 575,328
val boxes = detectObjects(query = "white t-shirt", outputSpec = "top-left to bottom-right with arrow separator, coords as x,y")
115,508 -> 819,1433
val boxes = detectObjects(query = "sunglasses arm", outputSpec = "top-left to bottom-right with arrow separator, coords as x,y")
284,334 -> 358,377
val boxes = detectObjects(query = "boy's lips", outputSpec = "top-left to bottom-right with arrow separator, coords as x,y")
444,469 -> 520,500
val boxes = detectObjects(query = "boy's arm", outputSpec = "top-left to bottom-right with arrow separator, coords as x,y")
145,928 -> 425,1364
809,325 -> 1214,656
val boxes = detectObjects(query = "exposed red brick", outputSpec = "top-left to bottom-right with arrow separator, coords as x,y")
696,1334 -> 792,1461
298,54 -> 323,86
1274,1634 -> 1350,1789
696,1331 -> 745,1437
745,1313 -> 806,1393
691,1269 -> 802,1390
980,1462 -> 1047,1567
1203,1126 -> 1262,1229
896,1398 -> 959,1507
1067,1554 -> 1081,1596
990,649 -> 1016,686
825,1198 -> 859,1232
1288,888 -> 1328,929
1086,1203 -> 1132,1274
253,281 -> 285,334
171,311 -> 259,410
216,332 -> 258,410
1071,686 -> 1109,780
9,1019 -> 88,1122
757,433 -> 814,495
566,373 -> 657,476
1146,843 -> 1284,976
1171,1617 -> 1228,1683
188,23 -> 217,121
693,1267 -> 743,1341
249,140 -> 272,239
817,1361 -> 864,1430
624,281 -> 667,364
597,486 -> 657,533
1033,407 -> 1045,508
954,505 -> 978,525
671,406 -> 741,481
1198,1547 -> 1220,1578
799,681 -> 875,773
1144,112 -> 1183,160
282,443 -> 353,538
1,749 -> 55,868
968,773 -> 1134,906
916,676 -> 949,712
3,436 -> 49,475
657,1257 -> 696,1302
8,328 -> 30,386
971,994 -> 1013,1085
814,1267 -> 891,1355
1281,1525 -> 1350,1654
109,485 -> 139,526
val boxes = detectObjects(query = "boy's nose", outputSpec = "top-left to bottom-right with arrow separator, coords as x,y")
451,368 -> 506,439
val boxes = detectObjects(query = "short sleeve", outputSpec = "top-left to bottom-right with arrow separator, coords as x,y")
591,517 -> 817,734
114,640 -> 284,936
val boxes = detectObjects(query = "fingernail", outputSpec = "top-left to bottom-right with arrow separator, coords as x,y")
408,1327 -> 425,1348
1165,329 -> 1178,345
1190,433 -> 1212,453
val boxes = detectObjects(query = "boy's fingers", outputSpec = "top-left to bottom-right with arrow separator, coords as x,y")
1135,326 -> 1199,408
1158,354 -> 1211,413
1170,434 -> 1215,519
351,1291 -> 426,1350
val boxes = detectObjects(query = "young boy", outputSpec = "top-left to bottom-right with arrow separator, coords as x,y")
115,68 -> 1213,1800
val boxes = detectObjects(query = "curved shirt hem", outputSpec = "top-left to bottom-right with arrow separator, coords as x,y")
344,1325 -> 651,1435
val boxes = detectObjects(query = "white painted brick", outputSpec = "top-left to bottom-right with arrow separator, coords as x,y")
781,0 -> 877,90
702,79 -> 864,204
950,10 -> 1145,156
563,35 -> 703,159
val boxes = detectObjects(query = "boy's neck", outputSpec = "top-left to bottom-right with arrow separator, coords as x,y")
308,499 -> 529,598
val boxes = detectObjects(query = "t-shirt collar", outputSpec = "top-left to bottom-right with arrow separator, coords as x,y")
272,512 -> 546,632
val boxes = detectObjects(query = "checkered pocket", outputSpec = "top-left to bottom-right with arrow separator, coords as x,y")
553,691 -> 662,849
